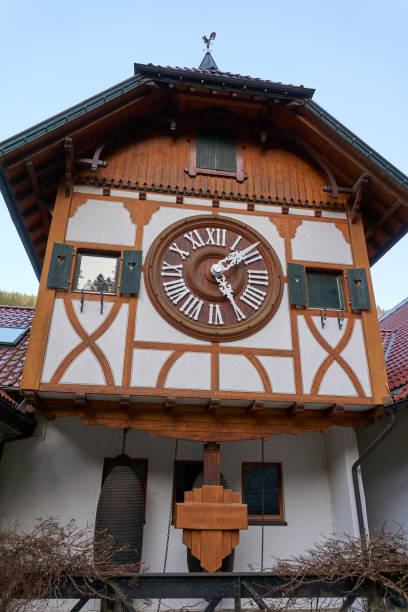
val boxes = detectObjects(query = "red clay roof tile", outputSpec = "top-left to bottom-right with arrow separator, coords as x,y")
0,305 -> 34,389
380,298 -> 408,400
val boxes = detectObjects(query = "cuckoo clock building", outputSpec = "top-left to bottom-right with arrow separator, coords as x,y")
1,49 -> 408,608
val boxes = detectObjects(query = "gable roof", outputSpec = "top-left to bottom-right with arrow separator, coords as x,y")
380,298 -> 408,401
0,305 -> 34,389
1,60 -> 408,278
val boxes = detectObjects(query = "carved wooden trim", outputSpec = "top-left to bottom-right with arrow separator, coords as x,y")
50,297 -> 121,385
157,351 -> 183,387
305,315 -> 365,397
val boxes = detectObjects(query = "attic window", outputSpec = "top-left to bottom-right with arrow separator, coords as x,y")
196,132 -> 237,172
306,270 -> 344,310
0,327 -> 29,346
186,132 -> 247,182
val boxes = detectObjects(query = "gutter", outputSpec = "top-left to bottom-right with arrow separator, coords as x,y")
352,401 -> 404,538
0,163 -> 41,279
304,99 -> 408,193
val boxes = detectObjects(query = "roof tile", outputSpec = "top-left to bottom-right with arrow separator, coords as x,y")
0,306 -> 34,389
380,298 -> 408,400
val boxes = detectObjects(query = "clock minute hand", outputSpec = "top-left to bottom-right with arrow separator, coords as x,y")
215,274 -> 246,322
217,241 -> 260,273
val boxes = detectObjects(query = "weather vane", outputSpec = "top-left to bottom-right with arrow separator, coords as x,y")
202,32 -> 216,51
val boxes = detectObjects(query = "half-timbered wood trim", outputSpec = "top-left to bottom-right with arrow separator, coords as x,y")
21,181 -> 72,390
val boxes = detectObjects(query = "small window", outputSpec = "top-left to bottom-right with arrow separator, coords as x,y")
173,460 -> 203,518
196,132 -> 237,172
306,270 -> 344,310
0,326 -> 29,346
242,462 -> 284,523
73,253 -> 119,294
102,457 -> 148,513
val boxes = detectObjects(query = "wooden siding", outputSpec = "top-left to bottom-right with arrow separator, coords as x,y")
75,128 -> 347,207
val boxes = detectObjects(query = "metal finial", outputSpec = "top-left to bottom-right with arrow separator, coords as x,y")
202,32 -> 216,50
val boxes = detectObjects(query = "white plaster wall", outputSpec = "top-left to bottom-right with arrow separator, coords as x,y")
326,427 -> 366,537
96,303 -> 129,386
223,212 -> 286,270
219,354 -> 264,392
341,319 -> 371,396
223,285 -> 292,350
0,420 -> 341,609
141,206 -> 205,262
357,409 -> 408,532
257,356 -> 295,394
41,299 -> 81,382
60,347 -> 105,385
291,220 -> 353,264
165,352 -> 211,390
66,199 -> 136,245
134,275 -> 210,345
319,361 -> 357,397
297,315 -> 327,394
72,299 -> 113,336
131,349 -> 173,387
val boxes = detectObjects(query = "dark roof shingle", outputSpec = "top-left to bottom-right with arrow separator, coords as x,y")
0,305 -> 34,388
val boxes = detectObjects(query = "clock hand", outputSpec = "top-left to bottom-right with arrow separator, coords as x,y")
215,274 -> 246,322
213,241 -> 260,274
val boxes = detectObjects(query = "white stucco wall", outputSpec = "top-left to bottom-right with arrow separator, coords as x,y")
0,418 -> 367,609
357,409 -> 408,532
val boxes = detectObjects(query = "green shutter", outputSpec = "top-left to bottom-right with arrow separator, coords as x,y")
287,263 -> 306,307
214,134 -> 237,171
47,243 -> 74,290
196,133 -> 237,172
347,268 -> 371,311
120,250 -> 142,295
196,133 -> 216,169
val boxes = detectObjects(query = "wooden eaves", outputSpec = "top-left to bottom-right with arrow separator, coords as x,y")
0,62 -> 408,279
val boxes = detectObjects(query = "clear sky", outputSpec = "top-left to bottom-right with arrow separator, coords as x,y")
1,0 -> 407,310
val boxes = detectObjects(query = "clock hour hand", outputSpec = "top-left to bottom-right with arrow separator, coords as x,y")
214,241 -> 260,273
215,274 -> 246,322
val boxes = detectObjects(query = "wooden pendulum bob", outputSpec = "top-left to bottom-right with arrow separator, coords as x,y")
175,442 -> 248,572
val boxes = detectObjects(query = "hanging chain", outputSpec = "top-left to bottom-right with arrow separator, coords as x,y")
261,437 -> 265,572
121,428 -> 129,454
157,438 -> 179,612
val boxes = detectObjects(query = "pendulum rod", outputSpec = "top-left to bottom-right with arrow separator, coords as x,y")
203,441 -> 220,485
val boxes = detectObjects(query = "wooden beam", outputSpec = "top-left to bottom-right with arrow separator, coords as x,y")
206,399 -> 219,414
74,393 -> 87,408
349,173 -> 370,223
365,405 -> 384,419
203,442 -> 220,486
164,396 -> 176,413
120,395 -> 131,409
246,400 -> 264,415
64,137 -> 74,197
323,404 -> 345,417
25,160 -> 51,230
296,113 -> 408,207
286,403 -> 305,417
365,199 -> 404,239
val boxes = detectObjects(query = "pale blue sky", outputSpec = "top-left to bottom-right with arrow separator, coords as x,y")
1,0 -> 407,309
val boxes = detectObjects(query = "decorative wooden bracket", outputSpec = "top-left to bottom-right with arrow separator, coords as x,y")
349,173 -> 370,223
365,199 -> 403,240
323,404 -> 345,417
164,396 -> 176,413
247,400 -> 263,414
286,403 -> 305,417
175,485 -> 248,572
206,399 -> 219,413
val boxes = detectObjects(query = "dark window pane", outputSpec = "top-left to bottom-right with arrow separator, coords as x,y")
196,133 -> 237,172
306,270 -> 344,309
174,461 -> 203,504
74,253 -> 119,294
243,464 -> 281,516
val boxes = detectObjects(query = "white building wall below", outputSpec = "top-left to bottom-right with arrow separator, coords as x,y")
0,417 -> 364,609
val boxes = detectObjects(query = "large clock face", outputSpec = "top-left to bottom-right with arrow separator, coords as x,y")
144,215 -> 283,341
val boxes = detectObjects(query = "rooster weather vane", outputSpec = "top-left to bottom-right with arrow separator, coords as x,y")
202,32 -> 216,50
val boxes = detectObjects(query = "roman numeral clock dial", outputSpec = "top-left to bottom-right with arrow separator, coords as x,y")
145,215 -> 284,341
